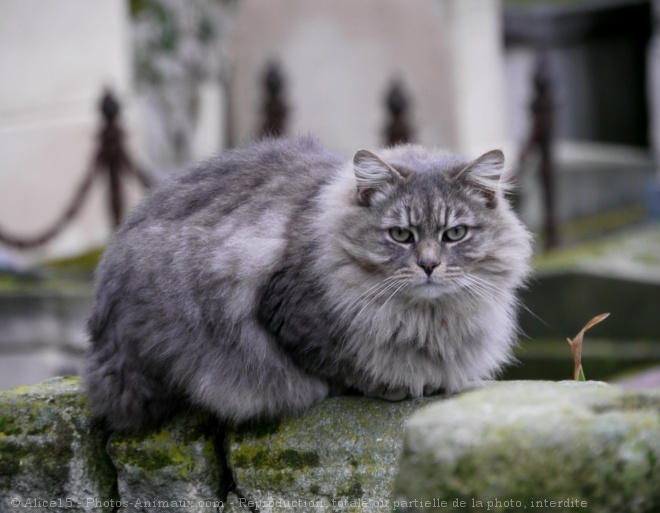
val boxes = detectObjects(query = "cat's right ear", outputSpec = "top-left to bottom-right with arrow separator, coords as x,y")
353,150 -> 406,206
453,149 -> 505,208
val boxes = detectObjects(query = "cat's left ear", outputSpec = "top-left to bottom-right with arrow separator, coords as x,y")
454,149 -> 505,208
353,150 -> 407,206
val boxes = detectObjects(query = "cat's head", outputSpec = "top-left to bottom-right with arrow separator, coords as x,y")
339,145 -> 532,301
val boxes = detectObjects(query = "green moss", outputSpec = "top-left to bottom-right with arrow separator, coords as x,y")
0,247 -> 104,292
0,416 -> 22,436
591,394 -> 660,414
398,384 -> 660,512
0,271 -> 42,291
227,395 -> 445,506
534,219 -> 660,272
339,481 -> 364,498
137,448 -> 176,471
0,439 -> 26,474
562,205 -> 644,239
635,252 -> 660,266
43,247 -> 105,274
108,413 -> 223,486
1,430 -> 76,483
242,448 -> 268,467
277,449 -> 320,469
0,377 -> 116,500
111,433 -> 189,472
232,447 -> 319,470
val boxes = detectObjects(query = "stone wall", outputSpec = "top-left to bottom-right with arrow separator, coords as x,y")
1,377 -> 660,512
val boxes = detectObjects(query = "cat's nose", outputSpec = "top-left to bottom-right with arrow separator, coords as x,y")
418,259 -> 440,276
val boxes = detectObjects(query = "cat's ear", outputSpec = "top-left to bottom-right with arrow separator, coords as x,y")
353,150 -> 407,206
454,149 -> 505,208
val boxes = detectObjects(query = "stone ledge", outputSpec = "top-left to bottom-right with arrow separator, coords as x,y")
0,376 -> 114,513
394,381 -> 660,513
2,378 -> 660,513
226,395 -> 439,513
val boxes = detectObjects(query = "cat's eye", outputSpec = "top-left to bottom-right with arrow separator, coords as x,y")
444,225 -> 468,242
389,227 -> 414,243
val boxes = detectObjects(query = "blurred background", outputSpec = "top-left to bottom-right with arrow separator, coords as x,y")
0,0 -> 658,390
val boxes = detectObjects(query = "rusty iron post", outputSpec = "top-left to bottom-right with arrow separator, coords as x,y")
519,51 -> 558,250
99,92 -> 126,228
258,61 -> 289,139
97,91 -> 151,227
383,79 -> 414,147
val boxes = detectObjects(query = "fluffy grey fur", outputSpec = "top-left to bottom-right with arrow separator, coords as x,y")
85,137 -> 532,431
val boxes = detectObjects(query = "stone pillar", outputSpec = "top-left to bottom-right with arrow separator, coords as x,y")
434,0 -> 508,156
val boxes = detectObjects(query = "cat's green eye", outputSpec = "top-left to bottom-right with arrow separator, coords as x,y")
389,227 -> 414,243
444,225 -> 468,242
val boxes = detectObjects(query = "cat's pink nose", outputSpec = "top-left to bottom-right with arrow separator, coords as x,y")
418,260 -> 440,276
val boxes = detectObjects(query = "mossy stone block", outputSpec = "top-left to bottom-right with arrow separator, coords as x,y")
394,381 -> 660,513
226,395 -> 441,512
107,412 -> 224,513
222,492 -> 252,513
0,376 -> 116,512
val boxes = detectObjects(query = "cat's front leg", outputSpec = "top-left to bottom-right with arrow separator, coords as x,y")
184,320 -> 329,423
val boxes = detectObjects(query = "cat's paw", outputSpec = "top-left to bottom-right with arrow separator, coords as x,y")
363,384 -> 409,402
423,384 -> 445,397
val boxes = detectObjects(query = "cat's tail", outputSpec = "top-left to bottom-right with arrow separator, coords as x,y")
84,313 -> 182,432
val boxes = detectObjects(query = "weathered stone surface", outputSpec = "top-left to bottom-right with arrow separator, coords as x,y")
107,412 -> 225,513
226,395 -> 441,513
394,381 -> 660,513
222,492 -> 252,513
0,376 -> 116,512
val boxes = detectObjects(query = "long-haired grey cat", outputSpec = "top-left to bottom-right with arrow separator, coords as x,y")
85,137 -> 532,431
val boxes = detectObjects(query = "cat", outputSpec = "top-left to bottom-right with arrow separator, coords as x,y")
85,137 -> 532,432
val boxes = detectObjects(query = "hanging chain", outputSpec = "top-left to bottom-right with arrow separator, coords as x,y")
0,90 -> 150,250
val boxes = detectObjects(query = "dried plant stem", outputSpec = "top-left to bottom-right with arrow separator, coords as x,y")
566,313 -> 610,381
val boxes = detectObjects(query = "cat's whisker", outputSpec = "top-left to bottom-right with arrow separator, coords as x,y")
459,275 -> 502,305
330,275 -> 401,332
373,281 -> 408,321
337,276 -> 409,353
467,273 -> 524,304
345,277 -> 406,328
462,274 -> 548,331
331,277 -> 400,338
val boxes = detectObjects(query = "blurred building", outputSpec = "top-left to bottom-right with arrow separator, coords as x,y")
2,0 -> 657,267
230,0 -> 507,157
0,0 -> 659,390
0,0 -> 139,267
503,0 -> 655,234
